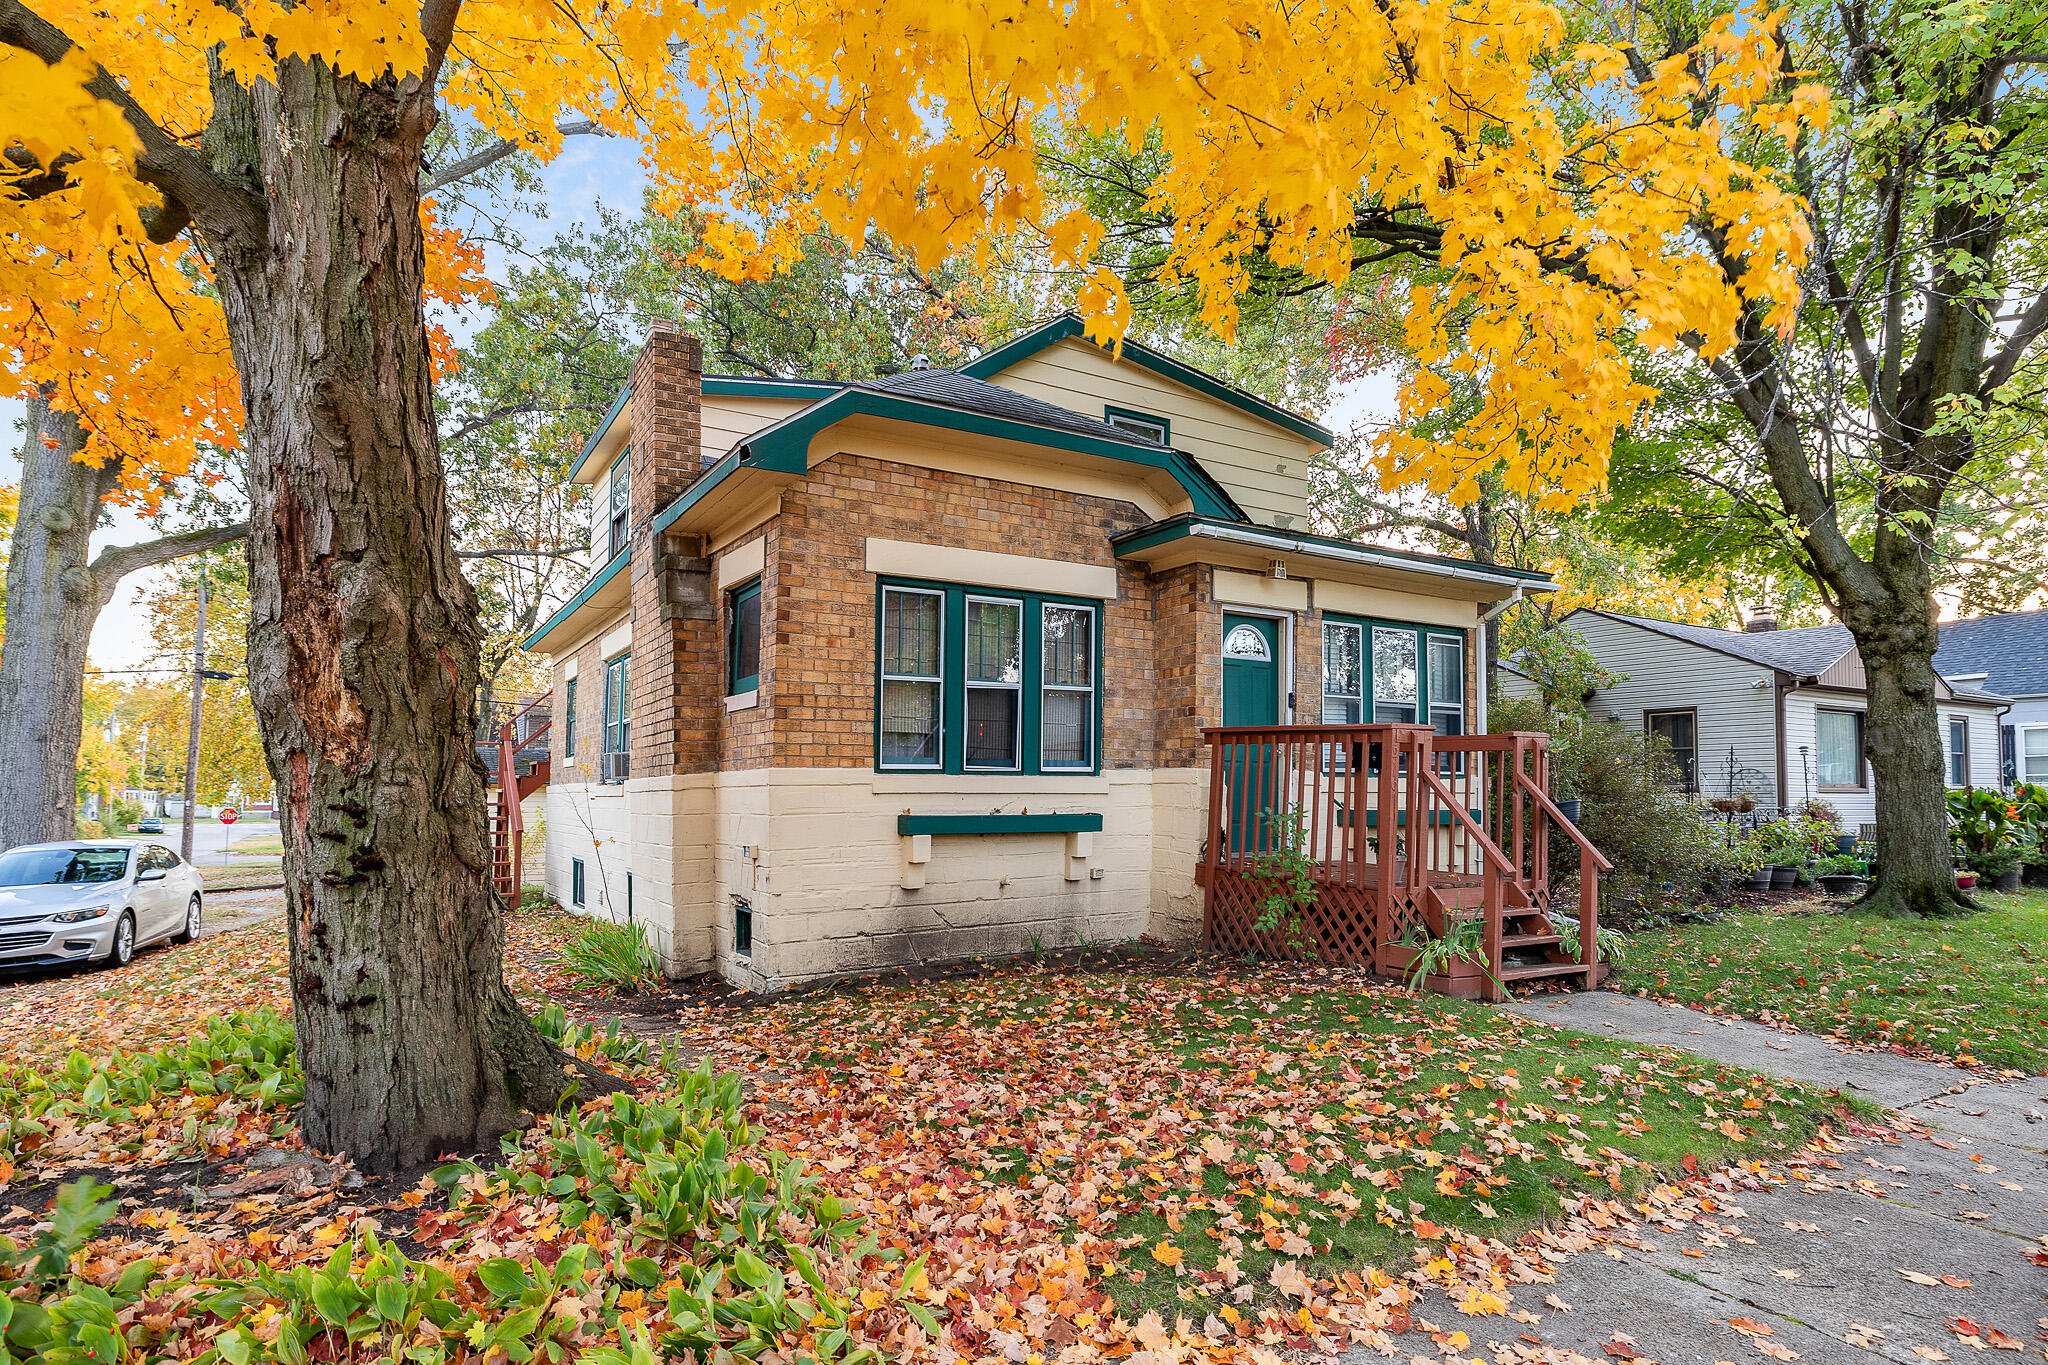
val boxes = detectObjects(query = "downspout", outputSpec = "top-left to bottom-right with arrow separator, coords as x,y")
1475,585 -> 1526,735
1773,672 -> 1791,810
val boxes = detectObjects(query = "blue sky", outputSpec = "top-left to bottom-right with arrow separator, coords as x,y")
6,135 -> 1395,671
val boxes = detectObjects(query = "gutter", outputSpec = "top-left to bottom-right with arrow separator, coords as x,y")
1180,521 -> 1552,593
1474,585 -> 1527,735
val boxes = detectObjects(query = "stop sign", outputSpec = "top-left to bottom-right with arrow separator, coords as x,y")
219,807 -> 239,825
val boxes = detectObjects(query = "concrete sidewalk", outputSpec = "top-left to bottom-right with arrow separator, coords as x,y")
1360,993 -> 2047,1365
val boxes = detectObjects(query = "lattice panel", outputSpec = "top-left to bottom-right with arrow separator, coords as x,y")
1205,870 -> 1380,966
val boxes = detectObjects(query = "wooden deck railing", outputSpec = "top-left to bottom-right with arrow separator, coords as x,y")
490,693 -> 553,903
1199,725 -> 1608,1000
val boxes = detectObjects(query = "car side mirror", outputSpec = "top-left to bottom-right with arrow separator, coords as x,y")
137,868 -> 167,882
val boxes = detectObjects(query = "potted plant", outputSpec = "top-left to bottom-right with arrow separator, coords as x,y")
1948,787 -> 2022,894
1966,844 -> 2024,893
1814,853 -> 1868,895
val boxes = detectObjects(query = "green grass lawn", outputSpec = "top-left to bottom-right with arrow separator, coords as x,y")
1616,886 -> 2048,1072
221,832 -> 286,856
203,856 -> 286,890
665,960 -> 1858,1322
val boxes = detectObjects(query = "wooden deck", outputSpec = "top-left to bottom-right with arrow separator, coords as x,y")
1198,725 -> 1613,1000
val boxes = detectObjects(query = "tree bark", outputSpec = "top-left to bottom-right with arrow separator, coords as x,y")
1854,621 -> 1967,916
0,393 -> 251,850
199,56 -> 610,1172
0,394 -> 115,846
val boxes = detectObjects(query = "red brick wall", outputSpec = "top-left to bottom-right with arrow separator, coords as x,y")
626,325 -> 713,780
770,453 -> 1183,770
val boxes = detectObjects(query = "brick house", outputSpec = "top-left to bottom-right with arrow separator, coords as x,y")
522,314 -> 1558,991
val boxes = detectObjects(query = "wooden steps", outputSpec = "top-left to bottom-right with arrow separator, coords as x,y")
1500,960 -> 1597,982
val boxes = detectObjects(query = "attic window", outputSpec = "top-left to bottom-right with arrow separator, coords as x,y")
1104,407 -> 1169,444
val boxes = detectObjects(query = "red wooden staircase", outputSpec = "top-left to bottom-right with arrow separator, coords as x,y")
486,694 -> 552,904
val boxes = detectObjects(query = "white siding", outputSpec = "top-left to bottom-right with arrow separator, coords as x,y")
1567,614 -> 1783,803
1782,691 -> 1873,826
986,337 -> 1320,530
2011,698 -> 2048,787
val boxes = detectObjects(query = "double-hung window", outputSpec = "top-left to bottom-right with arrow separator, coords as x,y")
600,653 -> 631,776
728,578 -> 762,695
1816,707 -> 1863,789
1370,626 -> 1419,723
964,596 -> 1022,769
876,581 -> 1100,773
606,456 -> 631,560
880,587 -> 945,767
1427,635 -> 1465,736
1322,622 -> 1363,723
1319,619 -> 1469,733
1040,604 -> 1097,769
1645,709 -> 1697,790
562,678 -> 577,758
2021,726 -> 2048,785
1947,717 -> 1969,786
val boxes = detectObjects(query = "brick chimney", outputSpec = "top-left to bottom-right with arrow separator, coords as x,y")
1745,606 -> 1779,633
626,322 -> 717,782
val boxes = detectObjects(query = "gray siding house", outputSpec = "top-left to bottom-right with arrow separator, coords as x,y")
1935,607 -> 2048,788
1499,609 -> 2009,823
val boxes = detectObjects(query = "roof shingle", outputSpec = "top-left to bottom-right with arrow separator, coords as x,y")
1936,609 -> 2048,698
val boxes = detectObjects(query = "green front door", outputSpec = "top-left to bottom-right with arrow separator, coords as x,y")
1221,615 -> 1281,852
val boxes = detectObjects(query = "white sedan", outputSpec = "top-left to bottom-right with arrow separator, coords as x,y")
0,840 -> 205,971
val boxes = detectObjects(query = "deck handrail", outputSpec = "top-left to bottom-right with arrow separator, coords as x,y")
1512,768 -> 1616,872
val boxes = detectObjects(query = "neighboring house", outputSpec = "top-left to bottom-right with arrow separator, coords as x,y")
1497,608 -> 2007,825
520,313 -> 1555,990
1935,608 -> 2048,788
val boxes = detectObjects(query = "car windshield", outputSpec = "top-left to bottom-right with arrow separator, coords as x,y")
0,847 -> 130,885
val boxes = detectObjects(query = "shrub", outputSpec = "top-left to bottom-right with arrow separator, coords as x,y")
73,819 -> 106,839
1506,628 -> 1631,710
1506,701 -> 1744,903
558,917 -> 665,994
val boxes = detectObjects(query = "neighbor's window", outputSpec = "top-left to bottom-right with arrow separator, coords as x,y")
964,595 -> 1023,770
601,653 -> 631,767
1816,708 -> 1864,788
563,677 -> 576,758
875,582 -> 1101,774
607,454 -> 631,559
1948,717 -> 1969,786
880,586 -> 944,767
1041,604 -> 1097,769
727,578 -> 762,695
1104,407 -> 1169,444
1322,622 -> 1363,723
1645,709 -> 1698,790
571,858 -> 585,908
2022,726 -> 2048,785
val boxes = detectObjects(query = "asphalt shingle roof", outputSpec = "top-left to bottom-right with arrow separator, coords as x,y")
1581,610 -> 1859,676
857,370 -> 1163,448
1936,608 -> 2048,698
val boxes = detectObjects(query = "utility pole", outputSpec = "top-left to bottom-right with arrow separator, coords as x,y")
180,579 -> 206,863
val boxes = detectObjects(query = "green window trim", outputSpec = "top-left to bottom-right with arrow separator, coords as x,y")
1320,615 -> 1468,735
570,858 -> 585,908
874,576 -> 1104,776
727,577 -> 762,695
563,677 -> 577,758
1103,405 -> 1170,444
897,813 -> 1104,835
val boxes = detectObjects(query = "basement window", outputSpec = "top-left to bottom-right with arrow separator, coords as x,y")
733,896 -> 752,955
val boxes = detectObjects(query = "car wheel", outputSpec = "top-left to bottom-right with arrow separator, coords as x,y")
101,911 -> 135,969
173,894 -> 201,945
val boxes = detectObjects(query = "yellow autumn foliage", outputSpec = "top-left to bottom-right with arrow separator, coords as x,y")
2,0 -> 1827,508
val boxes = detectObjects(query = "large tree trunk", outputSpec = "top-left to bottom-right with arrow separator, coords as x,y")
202,59 -> 606,1172
0,394 -> 117,846
1841,586 -> 1971,918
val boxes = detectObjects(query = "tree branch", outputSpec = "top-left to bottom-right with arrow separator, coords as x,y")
88,522 -> 249,609
425,119 -> 605,195
1980,286 -> 2048,397
0,0 -> 265,244
458,547 -> 589,563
